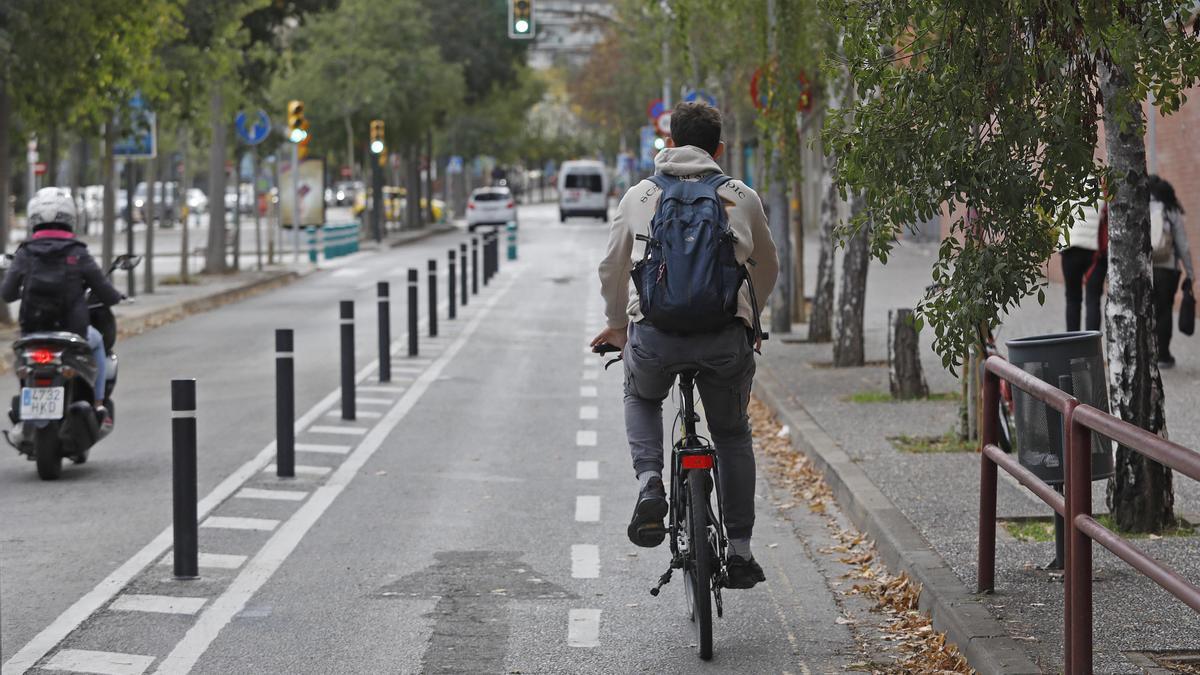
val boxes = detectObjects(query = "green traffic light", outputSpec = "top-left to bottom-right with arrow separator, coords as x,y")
289,128 -> 308,143
514,19 -> 530,33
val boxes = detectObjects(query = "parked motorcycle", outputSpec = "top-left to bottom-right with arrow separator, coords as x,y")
2,254 -> 139,479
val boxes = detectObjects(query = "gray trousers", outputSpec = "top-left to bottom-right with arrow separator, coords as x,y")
623,321 -> 757,540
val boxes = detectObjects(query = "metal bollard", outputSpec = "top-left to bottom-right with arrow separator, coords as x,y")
172,378 -> 199,580
428,259 -> 438,338
459,243 -> 468,306
275,330 -> 295,479
378,282 -> 391,383
507,222 -> 517,260
471,237 -> 480,295
482,233 -> 491,287
340,301 -> 355,421
448,249 -> 457,320
407,269 -> 419,357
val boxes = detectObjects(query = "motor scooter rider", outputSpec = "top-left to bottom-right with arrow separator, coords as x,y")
0,188 -> 123,433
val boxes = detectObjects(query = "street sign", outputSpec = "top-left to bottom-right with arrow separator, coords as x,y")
639,125 -> 658,171
647,98 -> 665,122
113,91 -> 157,159
235,110 -> 271,146
446,156 -> 464,175
685,90 -> 718,108
750,67 -> 812,113
655,112 -> 672,137
34,162 -> 46,176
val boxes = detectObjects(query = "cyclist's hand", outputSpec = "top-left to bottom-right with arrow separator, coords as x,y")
590,326 -> 627,352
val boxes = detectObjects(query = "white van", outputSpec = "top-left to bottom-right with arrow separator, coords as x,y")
557,160 -> 609,222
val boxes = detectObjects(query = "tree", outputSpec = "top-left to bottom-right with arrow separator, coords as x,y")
825,0 -> 1200,531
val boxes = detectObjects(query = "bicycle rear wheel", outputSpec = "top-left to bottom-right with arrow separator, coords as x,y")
683,468 -> 713,659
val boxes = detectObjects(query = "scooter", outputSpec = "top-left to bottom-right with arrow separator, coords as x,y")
2,254 -> 140,480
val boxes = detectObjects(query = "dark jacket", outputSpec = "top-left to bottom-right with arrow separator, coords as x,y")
0,231 -> 122,337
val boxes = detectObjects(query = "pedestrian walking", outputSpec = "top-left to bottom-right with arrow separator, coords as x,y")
1060,198 -> 1107,332
1148,174 -> 1195,368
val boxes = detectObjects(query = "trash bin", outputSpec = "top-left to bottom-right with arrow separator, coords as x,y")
1005,331 -> 1115,485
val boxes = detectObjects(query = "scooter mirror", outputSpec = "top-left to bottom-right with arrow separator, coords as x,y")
120,255 -> 143,271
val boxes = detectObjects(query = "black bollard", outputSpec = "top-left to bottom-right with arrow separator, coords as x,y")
172,378 -> 198,580
407,269 -> 419,357
448,249 -> 457,320
471,237 -> 479,295
378,282 -> 391,383
275,330 -> 295,479
482,233 -> 491,287
459,243 -> 468,306
428,260 -> 438,338
340,301 -> 355,421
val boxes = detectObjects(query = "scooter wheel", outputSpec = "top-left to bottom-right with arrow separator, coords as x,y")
35,425 -> 62,480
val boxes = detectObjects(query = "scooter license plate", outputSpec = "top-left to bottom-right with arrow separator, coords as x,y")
20,387 -> 65,421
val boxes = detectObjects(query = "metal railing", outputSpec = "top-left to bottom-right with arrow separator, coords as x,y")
978,355 -> 1200,674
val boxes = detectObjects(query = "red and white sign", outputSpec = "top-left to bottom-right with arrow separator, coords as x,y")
33,162 -> 47,176
655,112 -> 672,137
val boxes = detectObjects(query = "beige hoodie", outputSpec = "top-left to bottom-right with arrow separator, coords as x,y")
599,145 -> 780,330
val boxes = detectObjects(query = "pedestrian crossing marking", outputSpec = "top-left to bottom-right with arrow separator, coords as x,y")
579,406 -> 598,420
236,488 -> 309,501
567,608 -> 602,647
576,430 -> 597,447
111,594 -> 207,615
201,516 -> 279,531
576,461 -> 599,480
263,464 -> 332,476
295,443 -> 353,455
575,496 -> 601,522
306,425 -> 368,436
159,553 -> 247,570
327,409 -> 382,419
43,649 -> 155,675
571,545 -> 600,579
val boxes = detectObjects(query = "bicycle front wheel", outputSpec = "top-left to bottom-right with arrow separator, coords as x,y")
684,468 -> 713,659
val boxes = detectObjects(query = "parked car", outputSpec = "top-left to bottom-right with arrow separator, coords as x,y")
467,186 -> 516,232
333,181 -> 361,207
557,160 -> 609,222
223,183 -> 255,215
132,181 -> 180,223
186,188 -> 208,215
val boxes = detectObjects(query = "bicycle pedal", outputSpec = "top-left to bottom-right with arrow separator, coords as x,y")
649,568 -> 673,596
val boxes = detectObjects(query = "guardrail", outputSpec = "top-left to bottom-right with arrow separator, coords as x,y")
306,223 -> 360,262
978,355 -> 1200,674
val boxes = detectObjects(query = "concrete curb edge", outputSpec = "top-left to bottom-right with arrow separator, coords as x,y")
754,362 -> 1043,674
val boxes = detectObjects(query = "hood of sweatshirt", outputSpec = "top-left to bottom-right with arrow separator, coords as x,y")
654,145 -> 722,178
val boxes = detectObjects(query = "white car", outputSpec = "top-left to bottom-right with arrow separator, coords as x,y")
467,187 -> 516,232
558,160 -> 609,222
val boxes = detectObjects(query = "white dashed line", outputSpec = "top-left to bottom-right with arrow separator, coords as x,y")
582,370 -> 598,381
326,410 -> 382,419
571,545 -> 600,578
576,461 -> 599,480
578,406 -> 598,420
567,609 -> 602,647
575,430 -> 597,447
235,488 -> 309,502
158,553 -> 247,570
355,397 -> 396,405
42,649 -> 155,675
110,595 -> 207,616
356,386 -> 404,395
201,517 -> 279,532
295,443 -> 353,455
580,386 -> 597,398
575,496 -> 600,522
263,464 -> 332,477
305,426 -> 368,436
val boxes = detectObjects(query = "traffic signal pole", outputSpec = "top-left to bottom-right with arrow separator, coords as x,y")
292,142 -> 300,264
372,152 -> 383,242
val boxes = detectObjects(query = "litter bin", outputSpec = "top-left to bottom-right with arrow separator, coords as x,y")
1005,331 -> 1114,485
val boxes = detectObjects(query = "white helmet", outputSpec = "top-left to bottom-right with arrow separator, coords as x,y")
27,187 -> 76,231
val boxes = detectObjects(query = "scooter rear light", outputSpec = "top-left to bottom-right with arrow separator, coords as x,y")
32,378 -> 53,387
28,348 -> 59,365
681,454 -> 714,470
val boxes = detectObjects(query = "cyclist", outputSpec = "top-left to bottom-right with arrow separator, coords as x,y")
590,102 -> 779,589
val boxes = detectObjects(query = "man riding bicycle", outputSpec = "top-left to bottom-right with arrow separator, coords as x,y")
591,102 -> 779,590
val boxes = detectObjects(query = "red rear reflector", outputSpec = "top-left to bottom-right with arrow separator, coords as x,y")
29,349 -> 56,364
681,455 -> 713,470
33,378 -> 53,387
506,200 -> 514,208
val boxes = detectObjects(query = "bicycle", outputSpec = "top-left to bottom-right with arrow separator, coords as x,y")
592,343 -> 735,660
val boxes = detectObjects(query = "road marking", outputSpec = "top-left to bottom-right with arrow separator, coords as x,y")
576,430 -> 597,447
355,397 -> 396,406
356,387 -> 403,395
305,425 -> 368,436
579,406 -> 598,420
295,443 -> 353,455
576,461 -> 599,480
152,268 -> 523,675
42,649 -> 155,675
391,365 -> 427,373
110,595 -> 207,616
575,496 -> 600,522
567,609 -> 601,647
263,464 -> 332,477
158,553 -> 247,570
235,488 -> 308,502
326,409 -> 382,419
582,370 -> 598,381
580,386 -> 597,398
571,545 -> 600,579
583,358 -> 598,368
331,268 -> 365,277
201,517 -> 279,532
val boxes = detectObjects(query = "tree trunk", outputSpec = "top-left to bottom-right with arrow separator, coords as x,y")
809,151 -> 837,342
344,114 -> 355,182
48,127 -> 59,187
791,178 -> 806,322
424,130 -> 434,225
179,125 -> 190,282
102,119 -> 116,269
406,143 -> 421,230
767,151 -> 791,333
205,86 -> 228,274
888,308 -> 929,399
144,143 -> 158,294
833,194 -> 869,367
1099,59 -> 1174,533
0,72 -> 13,324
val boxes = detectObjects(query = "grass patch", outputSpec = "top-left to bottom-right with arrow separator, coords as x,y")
845,390 -> 961,404
158,275 -> 200,286
1003,515 -> 1196,542
889,432 -> 976,454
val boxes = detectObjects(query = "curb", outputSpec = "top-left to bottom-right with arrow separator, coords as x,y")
754,362 -> 1043,675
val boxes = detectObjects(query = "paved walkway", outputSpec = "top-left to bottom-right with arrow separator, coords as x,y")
760,237 -> 1200,672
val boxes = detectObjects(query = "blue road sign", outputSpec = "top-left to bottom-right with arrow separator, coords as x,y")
235,110 -> 271,146
685,90 -> 718,108
446,155 -> 464,174
113,91 -> 157,159
639,125 -> 658,171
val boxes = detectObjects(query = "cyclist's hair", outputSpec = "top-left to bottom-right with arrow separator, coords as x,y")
670,102 -> 722,155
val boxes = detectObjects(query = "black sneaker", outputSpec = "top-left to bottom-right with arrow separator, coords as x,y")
627,477 -> 668,548
725,554 -> 766,589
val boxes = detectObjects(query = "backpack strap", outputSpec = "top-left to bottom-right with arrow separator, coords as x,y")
701,173 -> 730,190
647,174 -> 678,193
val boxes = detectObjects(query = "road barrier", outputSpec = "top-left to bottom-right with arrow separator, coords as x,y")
275,329 -> 295,478
978,356 -> 1200,673
171,378 -> 199,580
428,260 -> 438,338
377,282 -> 391,383
448,249 -> 457,320
507,222 -> 518,261
471,237 -> 480,296
407,269 -> 419,357
459,243 -> 469,307
483,233 -> 494,286
306,223 -> 360,262
339,301 -> 355,421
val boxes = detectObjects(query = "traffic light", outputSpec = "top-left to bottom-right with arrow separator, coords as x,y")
508,0 -> 534,39
369,120 -> 385,155
287,100 -> 307,143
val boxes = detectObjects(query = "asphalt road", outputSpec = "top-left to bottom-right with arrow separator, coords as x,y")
1,203 -> 864,674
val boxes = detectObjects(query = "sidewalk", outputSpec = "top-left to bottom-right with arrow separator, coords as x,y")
757,238 -> 1200,673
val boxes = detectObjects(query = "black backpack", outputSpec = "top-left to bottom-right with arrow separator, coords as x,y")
631,173 -> 748,334
19,246 -> 72,333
